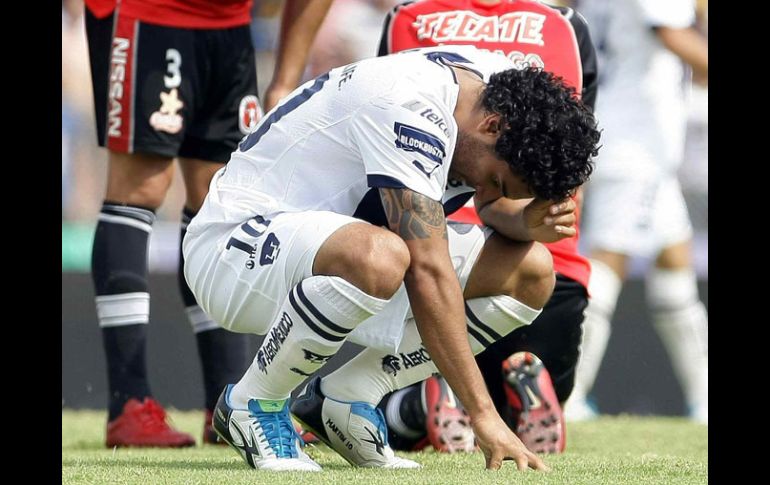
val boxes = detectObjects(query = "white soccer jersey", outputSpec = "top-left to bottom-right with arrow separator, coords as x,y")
578,0 -> 696,174
189,46 -> 514,233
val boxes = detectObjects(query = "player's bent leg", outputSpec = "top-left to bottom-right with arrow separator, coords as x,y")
290,223 -> 464,467
295,226 -> 548,463
186,213 -> 407,470
229,223 -> 409,404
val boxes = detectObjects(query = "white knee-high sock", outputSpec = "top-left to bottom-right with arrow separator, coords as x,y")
569,259 -> 621,404
322,318 -> 437,405
647,267 -> 708,418
464,295 -> 541,354
321,295 -> 540,405
230,276 -> 388,406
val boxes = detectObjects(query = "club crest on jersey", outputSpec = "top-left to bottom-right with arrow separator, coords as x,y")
239,95 -> 263,135
413,10 -> 545,45
259,233 -> 281,266
149,88 -> 184,134
394,122 -> 446,163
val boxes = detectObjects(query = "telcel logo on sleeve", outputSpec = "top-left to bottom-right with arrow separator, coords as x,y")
393,122 -> 446,163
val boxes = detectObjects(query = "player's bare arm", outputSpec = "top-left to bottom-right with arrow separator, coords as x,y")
380,188 -> 447,240
380,187 -> 547,471
655,26 -> 708,80
263,0 -> 335,111
478,196 -> 577,243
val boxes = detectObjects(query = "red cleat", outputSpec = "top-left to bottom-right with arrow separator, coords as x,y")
423,375 -> 476,453
203,409 -> 224,445
294,422 -> 320,445
105,398 -> 196,448
502,352 -> 565,453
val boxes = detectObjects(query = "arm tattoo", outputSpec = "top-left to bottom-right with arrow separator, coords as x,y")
380,188 -> 447,240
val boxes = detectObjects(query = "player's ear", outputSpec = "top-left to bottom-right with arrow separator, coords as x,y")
477,112 -> 502,141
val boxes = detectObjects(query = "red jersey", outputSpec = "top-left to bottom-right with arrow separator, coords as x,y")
379,0 -> 598,288
85,0 -> 253,29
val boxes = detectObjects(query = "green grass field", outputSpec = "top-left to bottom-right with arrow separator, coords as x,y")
62,410 -> 707,484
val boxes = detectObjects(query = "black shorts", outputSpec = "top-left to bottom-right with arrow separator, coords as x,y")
475,274 -> 588,407
85,7 -> 260,162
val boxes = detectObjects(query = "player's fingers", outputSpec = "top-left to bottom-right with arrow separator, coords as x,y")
554,225 -> 576,237
550,199 -> 575,215
527,452 -> 550,471
486,451 -> 504,470
545,213 -> 575,227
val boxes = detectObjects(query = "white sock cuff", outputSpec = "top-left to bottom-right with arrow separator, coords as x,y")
467,294 -> 542,325
646,267 -> 699,309
465,295 -> 542,347
300,276 -> 389,328
185,305 -> 221,333
588,258 -> 623,312
95,292 -> 150,327
489,294 -> 542,324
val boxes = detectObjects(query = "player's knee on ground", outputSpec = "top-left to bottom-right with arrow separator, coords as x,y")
316,225 -> 410,299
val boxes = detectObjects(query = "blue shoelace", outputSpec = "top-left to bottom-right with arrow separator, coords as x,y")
249,406 -> 303,458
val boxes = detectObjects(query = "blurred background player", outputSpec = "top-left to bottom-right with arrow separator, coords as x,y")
564,0 -> 708,424
261,0 -> 336,112
375,0 -> 598,453
84,0 -> 332,447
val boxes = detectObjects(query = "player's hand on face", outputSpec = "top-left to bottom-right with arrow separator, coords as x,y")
524,197 -> 577,242
472,413 -> 549,471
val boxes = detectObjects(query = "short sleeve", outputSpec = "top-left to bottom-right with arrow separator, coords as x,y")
349,96 -> 455,201
639,0 -> 695,29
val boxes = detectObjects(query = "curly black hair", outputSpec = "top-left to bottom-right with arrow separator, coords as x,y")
482,68 -> 600,200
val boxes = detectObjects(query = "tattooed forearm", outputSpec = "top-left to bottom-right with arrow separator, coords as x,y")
379,188 -> 447,240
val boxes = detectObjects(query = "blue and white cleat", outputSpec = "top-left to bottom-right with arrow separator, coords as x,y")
212,385 -> 321,472
291,377 -> 421,469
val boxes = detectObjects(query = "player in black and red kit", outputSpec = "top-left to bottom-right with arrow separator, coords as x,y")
376,0 -> 598,453
84,0 -> 332,447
